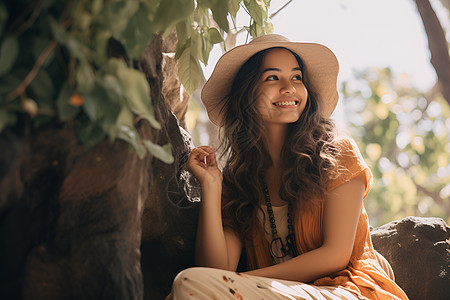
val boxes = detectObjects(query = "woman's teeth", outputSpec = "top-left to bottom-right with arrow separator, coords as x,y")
274,101 -> 297,106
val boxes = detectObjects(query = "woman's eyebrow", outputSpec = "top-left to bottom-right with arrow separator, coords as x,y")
262,67 -> 302,73
262,67 -> 280,73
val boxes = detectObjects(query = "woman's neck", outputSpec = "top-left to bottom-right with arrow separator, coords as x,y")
262,123 -> 289,207
264,123 -> 288,168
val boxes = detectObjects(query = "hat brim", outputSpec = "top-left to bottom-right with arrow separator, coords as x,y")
201,34 -> 340,127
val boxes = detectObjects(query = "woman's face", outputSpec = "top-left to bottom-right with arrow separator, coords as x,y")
256,48 -> 308,125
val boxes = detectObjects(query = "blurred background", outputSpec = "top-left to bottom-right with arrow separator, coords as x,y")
184,0 -> 449,227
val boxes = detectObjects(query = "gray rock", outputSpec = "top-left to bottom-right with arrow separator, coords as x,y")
371,216 -> 450,300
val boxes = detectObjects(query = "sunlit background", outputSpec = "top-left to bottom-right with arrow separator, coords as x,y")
183,0 -> 449,227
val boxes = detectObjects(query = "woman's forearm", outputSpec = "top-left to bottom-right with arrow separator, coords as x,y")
195,182 -> 231,270
245,245 -> 349,282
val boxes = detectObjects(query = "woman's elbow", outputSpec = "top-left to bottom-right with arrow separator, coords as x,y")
321,247 -> 352,273
331,250 -> 352,272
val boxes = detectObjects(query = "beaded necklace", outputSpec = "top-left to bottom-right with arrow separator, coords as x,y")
262,177 -> 299,259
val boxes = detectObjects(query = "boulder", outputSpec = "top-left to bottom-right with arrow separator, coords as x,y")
371,216 -> 450,300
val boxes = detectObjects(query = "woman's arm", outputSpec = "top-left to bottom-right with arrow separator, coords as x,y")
187,146 -> 242,271
246,173 -> 366,282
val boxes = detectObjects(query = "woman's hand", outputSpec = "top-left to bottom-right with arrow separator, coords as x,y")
187,146 -> 222,186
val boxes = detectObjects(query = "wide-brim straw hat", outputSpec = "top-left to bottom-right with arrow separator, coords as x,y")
201,34 -> 339,127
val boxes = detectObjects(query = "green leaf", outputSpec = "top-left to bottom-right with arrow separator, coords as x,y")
107,104 -> 133,141
93,29 -> 112,64
75,115 -> 106,149
102,74 -> 124,99
106,0 -> 140,39
191,32 -> 204,62
115,107 -> 146,158
178,46 -> 203,94
208,0 -> 230,32
176,20 -> 191,46
76,61 -> 95,93
50,19 -> 91,62
229,0 -> 241,18
175,37 -> 189,60
249,21 -> 264,38
114,59 -> 161,129
201,38 -> 213,65
56,83 -> 79,121
82,83 -> 109,121
264,21 -> 273,34
207,27 -> 223,44
30,69 -> 54,99
120,4 -> 154,59
143,140 -> 174,164
244,0 -> 266,25
153,0 -> 195,33
0,35 -> 19,76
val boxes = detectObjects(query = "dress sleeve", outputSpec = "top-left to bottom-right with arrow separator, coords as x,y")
327,137 -> 373,199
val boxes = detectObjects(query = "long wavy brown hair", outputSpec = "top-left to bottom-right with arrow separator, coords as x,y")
219,47 -> 340,240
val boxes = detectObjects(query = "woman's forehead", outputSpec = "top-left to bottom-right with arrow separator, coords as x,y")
262,48 -> 301,70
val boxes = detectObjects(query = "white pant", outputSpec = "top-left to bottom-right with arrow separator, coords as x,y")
171,267 -> 360,300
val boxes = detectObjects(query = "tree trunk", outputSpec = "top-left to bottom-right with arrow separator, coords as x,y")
414,0 -> 450,105
0,34 -> 199,299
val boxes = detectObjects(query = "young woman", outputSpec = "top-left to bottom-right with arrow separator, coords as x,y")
169,34 -> 408,299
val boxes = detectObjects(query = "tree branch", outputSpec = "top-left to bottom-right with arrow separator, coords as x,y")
414,0 -> 450,105
414,181 -> 446,208
269,0 -> 294,19
392,159 -> 448,214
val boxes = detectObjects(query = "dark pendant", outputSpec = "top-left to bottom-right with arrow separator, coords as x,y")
270,237 -> 286,259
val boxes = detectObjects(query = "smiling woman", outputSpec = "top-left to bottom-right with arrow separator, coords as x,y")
167,34 -> 409,300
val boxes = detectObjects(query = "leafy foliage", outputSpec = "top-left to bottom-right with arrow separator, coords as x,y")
0,0 -> 272,160
342,68 -> 449,226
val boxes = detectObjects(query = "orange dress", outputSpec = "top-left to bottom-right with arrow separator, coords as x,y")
243,137 -> 409,300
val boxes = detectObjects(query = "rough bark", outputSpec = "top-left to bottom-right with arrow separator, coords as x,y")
0,33 -> 200,300
414,0 -> 450,105
138,33 -> 200,300
0,119 -> 149,299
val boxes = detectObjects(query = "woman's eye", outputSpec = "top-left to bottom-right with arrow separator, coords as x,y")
293,74 -> 303,81
266,75 -> 278,81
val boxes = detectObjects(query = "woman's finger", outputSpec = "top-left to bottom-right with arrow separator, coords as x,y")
205,151 -> 217,166
196,146 -> 217,165
188,149 -> 211,169
190,148 -> 209,161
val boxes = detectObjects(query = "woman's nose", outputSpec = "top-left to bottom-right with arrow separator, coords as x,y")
280,80 -> 295,94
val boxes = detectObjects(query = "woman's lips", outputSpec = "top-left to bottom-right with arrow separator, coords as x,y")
273,100 -> 299,107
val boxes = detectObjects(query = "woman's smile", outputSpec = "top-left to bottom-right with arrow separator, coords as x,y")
272,99 -> 300,108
